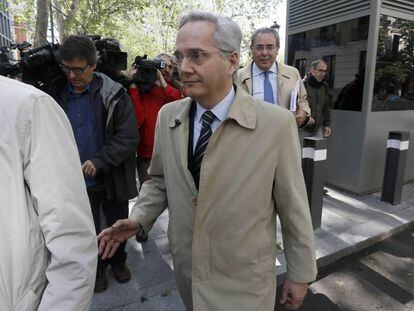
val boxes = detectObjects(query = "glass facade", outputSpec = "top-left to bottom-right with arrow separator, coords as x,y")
0,0 -> 12,48
372,15 -> 414,111
288,16 -> 370,111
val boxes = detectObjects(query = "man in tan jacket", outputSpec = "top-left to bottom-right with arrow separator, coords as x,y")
236,27 -> 312,128
98,11 -> 317,311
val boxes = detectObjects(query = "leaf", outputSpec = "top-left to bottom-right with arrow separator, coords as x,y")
161,288 -> 172,297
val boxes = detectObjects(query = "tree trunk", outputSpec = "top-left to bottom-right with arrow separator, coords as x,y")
55,0 -> 80,42
33,0 -> 49,47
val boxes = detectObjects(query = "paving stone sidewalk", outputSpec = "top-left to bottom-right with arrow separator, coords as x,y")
91,183 -> 414,310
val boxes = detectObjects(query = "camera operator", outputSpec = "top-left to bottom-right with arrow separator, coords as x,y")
94,37 -> 130,89
56,35 -> 139,293
128,53 -> 182,242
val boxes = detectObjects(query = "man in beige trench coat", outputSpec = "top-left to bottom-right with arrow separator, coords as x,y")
98,11 -> 317,311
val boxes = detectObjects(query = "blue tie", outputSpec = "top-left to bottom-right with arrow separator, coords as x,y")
263,71 -> 274,104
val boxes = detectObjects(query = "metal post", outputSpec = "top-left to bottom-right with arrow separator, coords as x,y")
302,137 -> 327,230
381,131 -> 410,205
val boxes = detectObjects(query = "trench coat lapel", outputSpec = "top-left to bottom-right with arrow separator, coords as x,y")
277,62 -> 290,106
227,86 -> 257,129
237,63 -> 253,95
168,98 -> 197,194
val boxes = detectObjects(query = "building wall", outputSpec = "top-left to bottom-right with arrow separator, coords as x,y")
288,0 -> 370,34
14,18 -> 28,44
287,0 -> 414,194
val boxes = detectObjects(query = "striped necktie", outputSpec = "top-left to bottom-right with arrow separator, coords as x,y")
263,70 -> 275,104
192,110 -> 215,189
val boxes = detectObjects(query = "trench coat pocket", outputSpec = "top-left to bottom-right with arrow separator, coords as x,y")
210,234 -> 269,287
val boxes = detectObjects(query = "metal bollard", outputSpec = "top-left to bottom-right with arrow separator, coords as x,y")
381,131 -> 410,205
302,137 -> 327,230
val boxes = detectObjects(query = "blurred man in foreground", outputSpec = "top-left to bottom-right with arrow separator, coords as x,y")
0,75 -> 97,310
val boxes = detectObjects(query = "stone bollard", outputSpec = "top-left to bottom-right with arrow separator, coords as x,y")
302,137 -> 327,230
381,131 -> 410,205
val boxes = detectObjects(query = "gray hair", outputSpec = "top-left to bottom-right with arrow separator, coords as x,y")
155,53 -> 173,62
310,59 -> 327,69
250,27 -> 280,48
179,11 -> 242,56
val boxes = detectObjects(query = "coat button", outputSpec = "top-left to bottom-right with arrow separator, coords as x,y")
192,197 -> 197,206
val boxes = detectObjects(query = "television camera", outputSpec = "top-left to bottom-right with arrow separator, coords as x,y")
0,42 -> 66,100
132,55 -> 166,93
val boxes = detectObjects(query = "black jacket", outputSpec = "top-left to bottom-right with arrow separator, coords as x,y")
303,75 -> 331,131
58,72 -> 139,202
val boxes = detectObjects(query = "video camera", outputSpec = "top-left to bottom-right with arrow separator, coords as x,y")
0,42 -> 66,100
132,55 -> 166,93
0,48 -> 19,77
88,35 -> 128,74
0,42 -> 31,77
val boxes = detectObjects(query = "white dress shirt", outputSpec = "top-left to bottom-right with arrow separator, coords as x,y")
193,86 -> 235,153
252,62 -> 278,104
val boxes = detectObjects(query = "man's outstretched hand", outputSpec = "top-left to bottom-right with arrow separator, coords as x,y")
280,279 -> 309,310
97,219 -> 141,260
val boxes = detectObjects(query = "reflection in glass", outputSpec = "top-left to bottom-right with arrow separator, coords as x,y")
323,55 -> 336,88
288,16 -> 369,111
295,58 -> 306,78
372,15 -> 414,111
335,67 -> 365,111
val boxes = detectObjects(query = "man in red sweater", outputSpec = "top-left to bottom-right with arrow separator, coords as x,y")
129,53 -> 182,241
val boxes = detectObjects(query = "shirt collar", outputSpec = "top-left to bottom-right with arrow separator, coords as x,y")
195,86 -> 235,123
252,62 -> 278,77
67,81 -> 91,96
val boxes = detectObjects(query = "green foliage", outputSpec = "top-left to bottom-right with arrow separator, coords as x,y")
10,0 -> 37,42
398,19 -> 414,72
75,0 -> 149,35
14,0 -> 282,66
375,16 -> 414,93
375,61 -> 407,89
119,0 -> 202,61
212,0 -> 282,65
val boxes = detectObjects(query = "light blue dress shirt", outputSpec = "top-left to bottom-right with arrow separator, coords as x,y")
193,86 -> 235,153
252,62 -> 278,104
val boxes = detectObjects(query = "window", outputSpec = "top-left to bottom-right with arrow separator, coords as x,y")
295,58 -> 306,79
359,51 -> 367,73
351,16 -> 369,41
323,55 -> 335,88
372,15 -> 414,111
287,16 -> 369,111
317,24 -> 337,47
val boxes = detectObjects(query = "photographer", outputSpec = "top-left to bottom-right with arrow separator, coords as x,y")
94,37 -> 130,89
128,53 -> 182,242
56,35 -> 138,293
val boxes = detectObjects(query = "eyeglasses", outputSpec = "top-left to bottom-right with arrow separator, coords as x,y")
174,49 -> 231,65
315,68 -> 328,74
60,63 -> 90,75
253,45 -> 277,52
